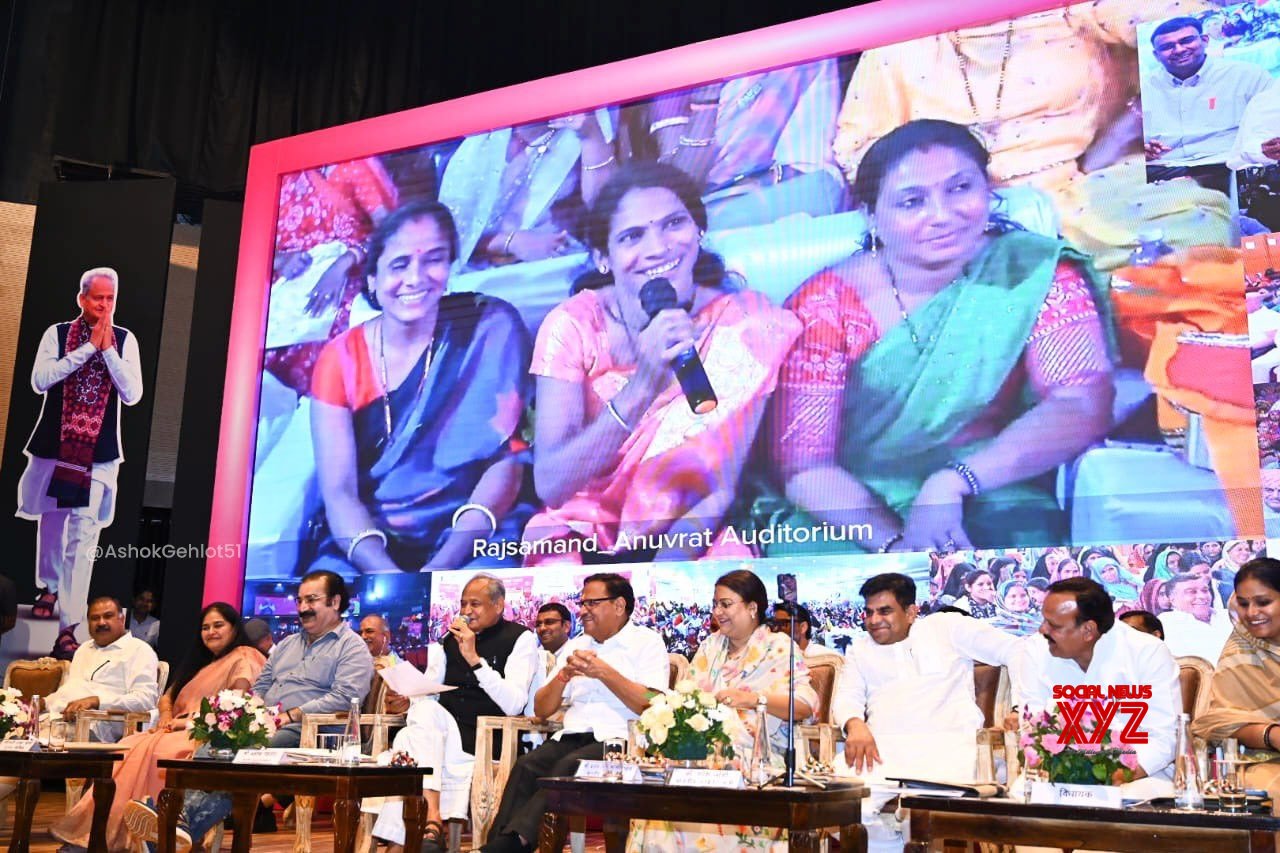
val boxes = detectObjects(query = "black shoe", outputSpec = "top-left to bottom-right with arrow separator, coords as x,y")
480,832 -> 531,853
253,803 -> 277,833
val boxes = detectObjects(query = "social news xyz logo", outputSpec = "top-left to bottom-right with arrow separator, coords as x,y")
1051,684 -> 1153,745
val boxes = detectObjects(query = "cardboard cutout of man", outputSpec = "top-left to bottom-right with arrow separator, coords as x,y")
16,267 -> 142,657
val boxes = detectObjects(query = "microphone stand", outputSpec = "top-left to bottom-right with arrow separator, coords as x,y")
766,617 -> 824,789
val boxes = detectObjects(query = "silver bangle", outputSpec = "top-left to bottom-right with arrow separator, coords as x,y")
501,231 -> 517,255
346,528 -> 388,562
606,399 -> 632,432
878,533 -> 904,554
947,461 -> 982,496
583,154 -> 615,172
679,136 -> 714,148
648,117 -> 689,134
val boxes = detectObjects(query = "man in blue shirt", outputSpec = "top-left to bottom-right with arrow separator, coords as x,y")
126,569 -> 372,847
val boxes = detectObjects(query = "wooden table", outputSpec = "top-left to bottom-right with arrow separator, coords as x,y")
901,794 -> 1280,852
156,758 -> 431,853
537,776 -> 869,852
0,748 -> 123,853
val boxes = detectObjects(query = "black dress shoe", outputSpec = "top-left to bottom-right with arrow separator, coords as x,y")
480,832 -> 531,853
252,803 -> 277,833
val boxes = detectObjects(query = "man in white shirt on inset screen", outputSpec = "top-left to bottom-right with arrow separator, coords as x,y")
45,595 -> 158,742
480,573 -> 668,853
833,573 -> 1019,853
1011,576 -> 1182,800
1143,14 -> 1272,195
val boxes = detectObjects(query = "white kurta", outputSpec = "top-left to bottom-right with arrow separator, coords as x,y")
832,613 -> 1019,782
1011,621 -> 1182,796
46,631 -> 158,742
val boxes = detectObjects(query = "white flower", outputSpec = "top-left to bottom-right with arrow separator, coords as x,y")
649,695 -> 669,711
248,720 -> 261,733
674,679 -> 697,695
686,713 -> 711,733
707,705 -> 729,722
649,725 -> 669,745
697,691 -> 716,708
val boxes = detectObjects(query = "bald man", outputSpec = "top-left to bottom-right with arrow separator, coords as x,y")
360,614 -> 409,715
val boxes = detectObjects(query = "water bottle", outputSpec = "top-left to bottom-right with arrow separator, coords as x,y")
746,695 -> 773,787
1173,712 -> 1204,809
342,697 -> 362,765
1127,228 -> 1175,267
29,695 -> 40,742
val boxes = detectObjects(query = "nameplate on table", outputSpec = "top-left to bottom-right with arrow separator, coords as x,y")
0,739 -> 39,753
666,768 -> 745,789
1029,780 -> 1123,809
574,760 -> 642,783
232,749 -> 289,766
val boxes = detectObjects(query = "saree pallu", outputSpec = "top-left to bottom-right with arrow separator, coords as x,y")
1192,623 -> 1280,798
51,646 -> 265,850
308,294 -> 533,572
522,289 -> 800,562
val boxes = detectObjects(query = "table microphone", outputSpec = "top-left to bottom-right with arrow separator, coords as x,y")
639,277 -> 718,414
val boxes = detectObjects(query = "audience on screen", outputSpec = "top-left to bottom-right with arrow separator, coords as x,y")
306,200 -> 533,574
1143,15 -> 1273,195
769,119 -> 1114,555
438,113 -> 617,270
520,161 -> 800,565
647,62 -> 846,230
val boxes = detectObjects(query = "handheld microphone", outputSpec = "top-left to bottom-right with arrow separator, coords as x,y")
638,278 -> 718,414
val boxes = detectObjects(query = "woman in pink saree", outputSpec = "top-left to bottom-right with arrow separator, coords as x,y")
51,603 -> 265,850
523,162 -> 800,564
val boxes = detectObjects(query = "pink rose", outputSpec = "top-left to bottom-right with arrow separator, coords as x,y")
1041,734 -> 1067,756
1023,747 -> 1041,768
1120,751 -> 1140,770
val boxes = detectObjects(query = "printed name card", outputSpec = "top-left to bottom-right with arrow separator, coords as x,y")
574,760 -> 642,783
0,740 -> 39,752
232,749 -> 289,766
666,768 -> 745,789
1029,781 -> 1123,809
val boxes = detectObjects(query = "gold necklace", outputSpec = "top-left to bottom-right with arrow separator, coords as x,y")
949,20 -> 1015,150
377,320 -> 433,444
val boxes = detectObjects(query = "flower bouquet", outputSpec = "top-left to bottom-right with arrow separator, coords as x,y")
189,691 -> 282,756
0,689 -> 32,740
1020,705 -> 1138,785
636,679 -> 736,763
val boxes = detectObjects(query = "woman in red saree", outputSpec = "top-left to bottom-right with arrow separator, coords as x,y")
51,603 -> 265,850
522,162 -> 800,564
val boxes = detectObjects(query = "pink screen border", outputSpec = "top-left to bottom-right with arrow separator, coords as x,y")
206,0 -> 1076,605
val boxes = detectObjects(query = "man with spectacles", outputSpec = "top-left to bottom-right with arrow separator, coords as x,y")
770,602 -> 831,657
130,569 -> 372,847
480,573 -> 668,853
1143,15 -> 1272,195
534,602 -> 573,657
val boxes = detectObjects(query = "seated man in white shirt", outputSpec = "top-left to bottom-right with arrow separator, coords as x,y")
127,588 -> 160,649
480,573 -> 669,853
45,595 -> 159,742
833,573 -> 1019,853
770,601 -> 831,656
1158,571 -> 1233,662
372,574 -> 539,853
1011,577 -> 1182,798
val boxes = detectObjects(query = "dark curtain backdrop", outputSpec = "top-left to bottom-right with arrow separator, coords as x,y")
0,0 -> 855,209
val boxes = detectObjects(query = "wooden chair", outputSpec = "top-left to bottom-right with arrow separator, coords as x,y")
1177,655 -> 1215,724
796,652 -> 844,764
294,707 -> 406,853
471,714 -> 563,847
66,660 -> 170,811
974,664 -> 1012,784
0,658 -> 69,828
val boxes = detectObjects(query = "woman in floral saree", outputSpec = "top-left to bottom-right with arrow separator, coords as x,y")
772,119 -> 1115,554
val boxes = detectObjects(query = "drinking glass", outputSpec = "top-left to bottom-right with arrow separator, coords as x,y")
48,720 -> 67,751
317,732 -> 343,765
603,737 -> 626,782
1215,759 -> 1248,812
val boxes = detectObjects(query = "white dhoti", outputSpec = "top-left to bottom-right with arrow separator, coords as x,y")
17,456 -> 118,639
367,700 -> 474,845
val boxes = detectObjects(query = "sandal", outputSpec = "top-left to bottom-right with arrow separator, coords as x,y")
52,627 -> 79,661
422,819 -> 446,853
30,589 -> 57,620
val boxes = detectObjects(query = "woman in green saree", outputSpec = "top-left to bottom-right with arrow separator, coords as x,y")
771,119 -> 1115,553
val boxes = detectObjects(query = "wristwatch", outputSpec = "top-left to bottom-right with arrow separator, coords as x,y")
470,660 -> 484,672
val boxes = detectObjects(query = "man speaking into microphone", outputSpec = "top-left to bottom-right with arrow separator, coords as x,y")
523,161 -> 801,564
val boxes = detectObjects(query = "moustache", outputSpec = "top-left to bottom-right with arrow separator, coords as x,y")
299,610 -> 316,619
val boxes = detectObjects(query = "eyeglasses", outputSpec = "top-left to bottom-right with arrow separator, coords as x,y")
579,596 -> 618,609
293,593 -> 330,607
711,598 -> 743,612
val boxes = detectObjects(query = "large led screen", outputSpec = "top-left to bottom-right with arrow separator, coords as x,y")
212,0 -> 1276,645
